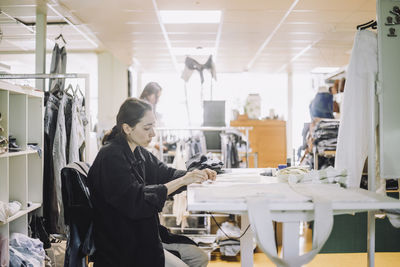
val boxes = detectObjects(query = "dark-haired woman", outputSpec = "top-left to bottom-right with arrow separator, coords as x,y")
140,82 -> 162,112
87,98 -> 215,267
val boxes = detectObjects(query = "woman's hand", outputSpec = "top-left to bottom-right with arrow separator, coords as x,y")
181,170 -> 208,186
203,168 -> 217,181
166,169 -> 217,195
182,169 -> 217,186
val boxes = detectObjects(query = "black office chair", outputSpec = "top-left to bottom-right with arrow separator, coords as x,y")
61,162 -> 95,267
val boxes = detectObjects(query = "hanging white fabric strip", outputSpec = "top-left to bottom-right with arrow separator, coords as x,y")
335,30 -> 378,188
247,184 -> 334,267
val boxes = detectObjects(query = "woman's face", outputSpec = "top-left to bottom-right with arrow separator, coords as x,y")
147,91 -> 161,105
125,110 -> 156,147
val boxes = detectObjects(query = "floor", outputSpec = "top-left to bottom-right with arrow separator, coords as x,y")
208,224 -> 400,267
208,251 -> 400,267
54,227 -> 400,267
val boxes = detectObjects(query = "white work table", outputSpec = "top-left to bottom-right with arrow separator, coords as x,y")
187,168 -> 400,267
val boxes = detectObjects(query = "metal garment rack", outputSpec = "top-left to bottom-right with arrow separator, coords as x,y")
0,73 -> 91,161
156,126 -> 253,167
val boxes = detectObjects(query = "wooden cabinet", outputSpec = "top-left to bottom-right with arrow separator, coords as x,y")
230,119 -> 286,168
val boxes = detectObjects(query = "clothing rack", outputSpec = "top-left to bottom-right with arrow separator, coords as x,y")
0,73 -> 91,161
156,126 -> 253,167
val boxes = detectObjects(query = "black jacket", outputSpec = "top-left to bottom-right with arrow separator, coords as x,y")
87,134 -> 187,267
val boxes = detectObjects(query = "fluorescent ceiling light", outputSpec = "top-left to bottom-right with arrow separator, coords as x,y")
311,67 -> 340,74
159,10 -> 221,24
171,47 -> 215,55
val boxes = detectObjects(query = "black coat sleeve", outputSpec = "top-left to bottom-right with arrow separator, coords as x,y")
144,150 -> 187,195
97,150 -> 168,220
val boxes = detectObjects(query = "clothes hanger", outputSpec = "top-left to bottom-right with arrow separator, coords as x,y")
65,84 -> 74,97
55,33 -> 67,47
74,84 -> 84,98
356,20 -> 377,30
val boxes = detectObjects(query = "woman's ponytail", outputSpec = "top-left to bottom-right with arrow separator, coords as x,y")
101,98 -> 152,146
102,125 -> 120,145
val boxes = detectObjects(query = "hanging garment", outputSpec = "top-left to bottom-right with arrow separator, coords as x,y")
172,141 -> 188,170
69,96 -> 86,163
172,191 -> 189,229
43,92 -> 61,234
335,30 -> 377,188
49,44 -> 67,91
181,55 -> 217,84
65,95 -> 73,163
53,93 -> 68,233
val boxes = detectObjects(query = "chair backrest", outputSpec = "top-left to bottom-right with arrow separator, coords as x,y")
61,162 -> 95,256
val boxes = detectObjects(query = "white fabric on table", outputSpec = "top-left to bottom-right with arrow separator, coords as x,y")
193,183 -> 311,203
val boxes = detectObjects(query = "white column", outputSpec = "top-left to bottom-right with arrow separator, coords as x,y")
97,52 -> 129,131
286,71 -> 293,162
35,1 -> 47,91
136,69 -> 143,97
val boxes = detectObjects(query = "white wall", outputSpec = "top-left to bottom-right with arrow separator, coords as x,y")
97,51 -> 129,132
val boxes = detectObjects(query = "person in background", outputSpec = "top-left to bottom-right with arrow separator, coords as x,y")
140,82 -> 166,158
309,86 -> 334,120
88,98 -> 214,267
140,82 -> 162,115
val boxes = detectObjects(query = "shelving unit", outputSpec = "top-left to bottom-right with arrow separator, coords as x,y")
0,81 -> 43,264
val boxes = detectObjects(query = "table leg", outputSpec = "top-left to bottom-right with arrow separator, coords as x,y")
282,222 -> 300,266
240,213 -> 254,267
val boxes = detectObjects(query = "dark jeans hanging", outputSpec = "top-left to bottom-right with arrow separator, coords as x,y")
49,44 -> 67,91
43,92 -> 61,234
65,96 -> 73,163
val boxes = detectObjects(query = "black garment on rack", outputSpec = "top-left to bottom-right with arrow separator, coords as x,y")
65,95 -> 73,163
43,92 -> 61,234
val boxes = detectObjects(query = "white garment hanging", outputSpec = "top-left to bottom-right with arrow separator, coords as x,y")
53,93 -> 68,233
335,30 -> 378,188
69,96 -> 85,163
172,191 -> 189,228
